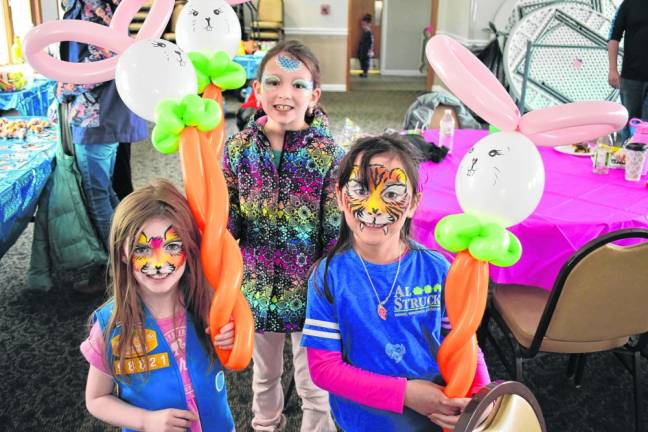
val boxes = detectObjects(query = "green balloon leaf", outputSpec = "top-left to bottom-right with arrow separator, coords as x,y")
189,50 -> 247,93
151,95 -> 223,154
434,213 -> 522,267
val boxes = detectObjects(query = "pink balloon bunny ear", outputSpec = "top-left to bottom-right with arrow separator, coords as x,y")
426,35 -> 520,132
24,0 -> 174,85
426,35 -> 629,147
519,102 -> 628,147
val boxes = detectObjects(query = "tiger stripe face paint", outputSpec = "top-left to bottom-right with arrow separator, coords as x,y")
132,225 -> 186,278
344,163 -> 411,236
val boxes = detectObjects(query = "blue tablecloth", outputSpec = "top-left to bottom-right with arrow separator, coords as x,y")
0,116 -> 58,257
0,79 -> 56,116
234,54 -> 263,80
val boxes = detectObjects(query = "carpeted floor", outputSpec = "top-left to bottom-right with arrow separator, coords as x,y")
1,85 -> 646,432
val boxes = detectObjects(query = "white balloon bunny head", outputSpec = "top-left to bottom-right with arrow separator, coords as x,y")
456,132 -> 544,227
175,0 -> 251,58
116,38 -> 197,121
426,35 -> 628,227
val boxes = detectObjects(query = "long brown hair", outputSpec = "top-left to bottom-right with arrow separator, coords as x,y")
312,134 -> 424,302
256,39 -> 326,119
101,179 -> 214,376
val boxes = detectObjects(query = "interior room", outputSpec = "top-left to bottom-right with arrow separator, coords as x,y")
1,1 -> 647,431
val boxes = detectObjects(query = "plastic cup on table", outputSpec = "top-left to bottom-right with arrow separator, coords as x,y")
624,143 -> 647,182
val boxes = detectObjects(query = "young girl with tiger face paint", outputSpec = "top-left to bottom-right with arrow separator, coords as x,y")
80,180 -> 237,432
302,134 -> 491,432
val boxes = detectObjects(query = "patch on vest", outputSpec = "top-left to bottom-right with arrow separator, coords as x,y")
113,352 -> 170,375
111,329 -> 158,357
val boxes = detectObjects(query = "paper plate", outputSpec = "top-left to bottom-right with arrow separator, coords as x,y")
554,145 -> 592,156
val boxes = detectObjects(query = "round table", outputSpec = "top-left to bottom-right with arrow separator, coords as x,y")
0,116 -> 58,258
412,129 -> 648,290
0,79 -> 56,116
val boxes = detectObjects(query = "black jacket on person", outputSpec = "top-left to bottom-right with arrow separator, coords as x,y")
609,0 -> 648,81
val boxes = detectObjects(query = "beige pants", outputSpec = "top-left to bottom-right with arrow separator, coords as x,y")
251,331 -> 337,432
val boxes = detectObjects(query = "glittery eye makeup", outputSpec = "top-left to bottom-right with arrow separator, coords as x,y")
261,74 -> 281,88
292,79 -> 313,92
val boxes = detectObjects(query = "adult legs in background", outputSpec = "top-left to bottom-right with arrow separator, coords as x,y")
252,332 -> 287,432
619,78 -> 648,142
112,142 -> 133,201
290,332 -> 336,432
74,142 -> 119,248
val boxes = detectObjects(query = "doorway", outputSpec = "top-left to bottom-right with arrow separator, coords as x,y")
346,0 -> 439,92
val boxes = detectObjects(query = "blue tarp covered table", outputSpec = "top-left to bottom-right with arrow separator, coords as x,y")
0,79 -> 56,116
234,54 -> 263,79
0,116 -> 57,258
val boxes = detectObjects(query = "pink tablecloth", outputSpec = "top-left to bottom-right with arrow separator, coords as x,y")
412,129 -> 648,290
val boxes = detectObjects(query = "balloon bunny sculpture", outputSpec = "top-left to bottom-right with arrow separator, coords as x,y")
24,0 -> 254,370
426,35 -> 627,407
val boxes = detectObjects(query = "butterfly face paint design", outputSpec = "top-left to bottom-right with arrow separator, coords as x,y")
132,226 -> 186,278
344,164 -> 411,235
276,54 -> 302,72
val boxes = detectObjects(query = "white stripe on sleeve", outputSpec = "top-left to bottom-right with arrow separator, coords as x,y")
302,328 -> 341,340
305,318 -> 340,330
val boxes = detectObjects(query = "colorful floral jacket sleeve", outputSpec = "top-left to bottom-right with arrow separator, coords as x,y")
56,1 -> 119,104
223,131 -> 246,241
319,146 -> 345,255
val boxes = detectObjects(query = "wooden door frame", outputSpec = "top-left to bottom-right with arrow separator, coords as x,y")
426,0 -> 439,90
346,0 -> 440,91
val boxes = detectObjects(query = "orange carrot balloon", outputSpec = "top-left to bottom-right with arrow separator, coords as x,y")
437,251 -> 489,398
201,85 -> 253,370
179,127 -> 207,230
176,84 -> 254,370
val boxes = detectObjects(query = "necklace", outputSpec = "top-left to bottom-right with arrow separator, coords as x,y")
357,245 -> 402,321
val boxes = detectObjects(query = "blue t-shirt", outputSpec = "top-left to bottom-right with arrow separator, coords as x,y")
301,245 -> 450,432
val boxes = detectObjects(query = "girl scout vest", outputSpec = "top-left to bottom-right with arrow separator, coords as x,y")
95,302 -> 234,432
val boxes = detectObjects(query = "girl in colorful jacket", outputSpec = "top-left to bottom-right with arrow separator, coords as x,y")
223,40 -> 344,431
81,179 -> 236,432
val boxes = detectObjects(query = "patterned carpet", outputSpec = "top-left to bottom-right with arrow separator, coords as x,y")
1,85 -> 646,432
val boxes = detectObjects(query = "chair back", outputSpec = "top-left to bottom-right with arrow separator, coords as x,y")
256,0 -> 283,23
542,229 -> 648,344
455,381 -> 546,432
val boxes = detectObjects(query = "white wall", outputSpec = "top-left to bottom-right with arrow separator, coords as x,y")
40,0 -> 60,22
381,0 -> 430,75
282,0 -> 349,91
437,0 -> 496,47
284,0 -> 348,34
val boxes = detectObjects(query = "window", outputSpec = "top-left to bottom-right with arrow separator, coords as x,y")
1,0 -> 42,65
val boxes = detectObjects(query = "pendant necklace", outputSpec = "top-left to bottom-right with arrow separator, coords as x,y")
357,244 -> 402,321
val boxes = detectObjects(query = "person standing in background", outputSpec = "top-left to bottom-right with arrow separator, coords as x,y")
607,0 -> 648,142
357,14 -> 375,78
56,0 -> 147,247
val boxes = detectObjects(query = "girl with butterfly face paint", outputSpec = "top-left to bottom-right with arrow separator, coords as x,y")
301,135 -> 492,432
81,180 -> 237,432
223,40 -> 342,431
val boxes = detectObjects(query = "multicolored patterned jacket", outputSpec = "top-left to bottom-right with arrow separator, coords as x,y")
56,0 -> 120,127
223,109 -> 344,333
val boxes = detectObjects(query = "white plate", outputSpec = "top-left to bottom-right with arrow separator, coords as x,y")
554,145 -> 592,156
